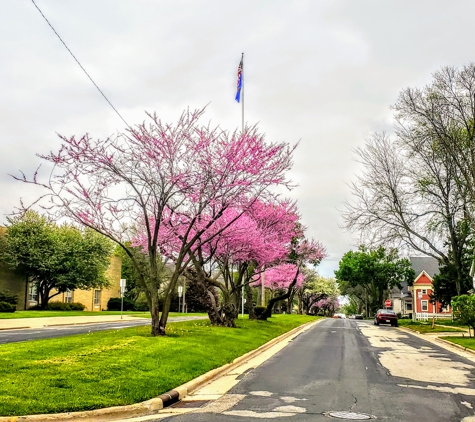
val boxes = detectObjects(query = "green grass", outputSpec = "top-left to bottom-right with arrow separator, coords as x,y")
0,311 -> 207,319
0,314 -> 317,416
440,336 -> 475,350
397,319 -> 465,333
424,319 -> 468,328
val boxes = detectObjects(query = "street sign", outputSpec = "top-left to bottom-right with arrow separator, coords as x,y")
120,279 -> 126,296
385,299 -> 391,307
178,286 -> 183,298
119,279 -> 126,319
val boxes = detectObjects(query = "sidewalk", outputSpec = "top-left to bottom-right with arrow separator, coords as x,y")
0,314 -> 146,330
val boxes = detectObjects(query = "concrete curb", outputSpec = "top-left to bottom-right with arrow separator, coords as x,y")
0,317 -> 145,331
0,321 -> 139,331
0,318 -> 323,422
436,337 -> 475,356
397,326 -> 475,358
43,321 -> 143,328
0,326 -> 29,331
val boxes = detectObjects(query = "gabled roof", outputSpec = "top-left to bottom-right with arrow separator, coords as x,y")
413,270 -> 433,285
409,256 -> 439,279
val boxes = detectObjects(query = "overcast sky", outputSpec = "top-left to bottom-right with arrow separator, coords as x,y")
1,0 -> 475,277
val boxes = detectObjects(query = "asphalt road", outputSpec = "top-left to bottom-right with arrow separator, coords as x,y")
155,318 -> 475,422
0,316 -> 207,344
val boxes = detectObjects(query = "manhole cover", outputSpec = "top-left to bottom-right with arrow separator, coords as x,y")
170,400 -> 210,409
325,411 -> 376,420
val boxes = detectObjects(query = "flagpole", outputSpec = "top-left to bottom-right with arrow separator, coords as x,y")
241,52 -> 244,133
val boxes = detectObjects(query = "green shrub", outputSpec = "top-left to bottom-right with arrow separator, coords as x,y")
254,306 -> 267,319
133,296 -> 149,311
46,301 -> 71,311
0,301 -> 16,313
0,291 -> 19,306
107,297 -> 135,311
46,301 -> 85,311
452,295 -> 475,335
68,302 -> 86,311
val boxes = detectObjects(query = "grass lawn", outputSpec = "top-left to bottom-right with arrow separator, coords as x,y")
424,319 -> 467,328
398,319 -> 465,334
0,314 -> 318,416
440,336 -> 475,350
0,311 -> 207,319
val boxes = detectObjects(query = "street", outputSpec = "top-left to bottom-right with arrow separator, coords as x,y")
146,318 -> 475,422
0,316 -> 207,344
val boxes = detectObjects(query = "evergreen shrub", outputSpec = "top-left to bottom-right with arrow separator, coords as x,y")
0,301 -> 16,312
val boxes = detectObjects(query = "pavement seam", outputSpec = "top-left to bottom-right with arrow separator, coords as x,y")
0,318 -> 323,422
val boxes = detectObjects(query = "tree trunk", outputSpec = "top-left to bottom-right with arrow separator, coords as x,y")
39,283 -> 50,309
246,283 -> 256,320
150,295 -> 164,336
287,289 -> 296,313
159,267 -> 183,335
208,303 -> 237,327
259,279 -> 298,320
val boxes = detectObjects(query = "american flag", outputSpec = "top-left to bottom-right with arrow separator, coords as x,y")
235,58 -> 243,103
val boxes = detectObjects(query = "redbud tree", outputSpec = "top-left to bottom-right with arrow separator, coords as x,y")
16,108 -> 296,335
252,237 -> 327,319
174,199 -> 300,326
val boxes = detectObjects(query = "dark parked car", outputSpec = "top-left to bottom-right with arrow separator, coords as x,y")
374,309 -> 398,327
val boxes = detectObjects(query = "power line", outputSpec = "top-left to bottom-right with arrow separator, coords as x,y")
31,0 -> 130,129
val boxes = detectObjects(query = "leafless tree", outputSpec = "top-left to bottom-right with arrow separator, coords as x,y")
343,129 -> 469,295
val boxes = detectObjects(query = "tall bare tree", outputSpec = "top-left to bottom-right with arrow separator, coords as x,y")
343,123 -> 469,295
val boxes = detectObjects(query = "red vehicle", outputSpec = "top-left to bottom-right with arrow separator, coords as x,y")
374,309 -> 398,327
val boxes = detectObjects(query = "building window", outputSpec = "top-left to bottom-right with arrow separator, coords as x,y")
421,300 -> 428,312
65,290 -> 73,303
422,289 -> 427,295
94,290 -> 101,306
405,302 -> 413,311
28,283 -> 38,302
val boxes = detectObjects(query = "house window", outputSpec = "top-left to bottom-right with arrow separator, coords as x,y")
94,290 -> 101,306
405,302 -> 413,311
65,290 -> 73,303
421,300 -> 428,312
422,289 -> 427,295
28,283 -> 38,302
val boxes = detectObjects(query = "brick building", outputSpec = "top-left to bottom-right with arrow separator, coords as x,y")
0,225 -> 122,311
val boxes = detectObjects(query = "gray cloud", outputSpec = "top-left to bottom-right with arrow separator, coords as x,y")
2,0 -> 475,276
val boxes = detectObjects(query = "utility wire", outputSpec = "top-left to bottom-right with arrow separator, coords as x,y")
31,0 -> 130,129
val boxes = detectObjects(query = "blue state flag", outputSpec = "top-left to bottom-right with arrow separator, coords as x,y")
235,58 -> 243,103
